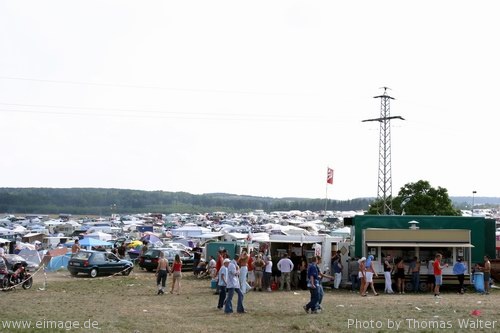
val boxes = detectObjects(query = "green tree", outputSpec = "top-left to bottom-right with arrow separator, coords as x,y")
367,180 -> 461,216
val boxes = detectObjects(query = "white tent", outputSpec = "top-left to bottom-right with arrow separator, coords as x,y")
85,231 -> 112,241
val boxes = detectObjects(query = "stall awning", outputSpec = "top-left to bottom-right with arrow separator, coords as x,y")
366,242 -> 474,248
415,243 -> 474,248
366,242 -> 418,247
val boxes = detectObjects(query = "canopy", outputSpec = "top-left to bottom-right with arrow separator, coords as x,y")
66,238 -> 112,247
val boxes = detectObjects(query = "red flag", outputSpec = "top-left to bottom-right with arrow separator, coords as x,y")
327,167 -> 334,184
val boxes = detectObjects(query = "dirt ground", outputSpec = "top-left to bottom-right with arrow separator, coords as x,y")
1,268 -> 498,333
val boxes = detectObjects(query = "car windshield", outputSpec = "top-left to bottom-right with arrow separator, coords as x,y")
144,250 -> 160,257
72,252 -> 92,260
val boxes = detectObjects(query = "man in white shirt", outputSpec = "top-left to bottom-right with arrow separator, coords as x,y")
277,253 -> 294,291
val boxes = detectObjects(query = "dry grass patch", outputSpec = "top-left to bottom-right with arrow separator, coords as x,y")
0,269 -> 498,333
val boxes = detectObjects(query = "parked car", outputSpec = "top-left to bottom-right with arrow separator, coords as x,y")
3,254 -> 39,272
138,248 -> 194,272
67,250 -> 133,278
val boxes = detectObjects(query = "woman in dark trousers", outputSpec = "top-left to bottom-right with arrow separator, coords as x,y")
300,257 -> 308,290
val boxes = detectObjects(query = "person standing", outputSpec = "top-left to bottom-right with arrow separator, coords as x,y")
452,257 -> 467,294
395,257 -> 406,294
481,255 -> 491,295
299,257 -> 308,290
155,251 -> 170,295
170,254 -> 183,295
237,251 -> 251,294
427,258 -> 435,293
408,257 -> 421,293
303,256 -> 320,314
192,246 -> 201,275
217,259 -> 229,309
358,257 -> 366,296
71,239 -> 81,254
383,255 -> 394,294
247,252 -> 255,289
348,257 -> 360,292
253,254 -> 265,291
277,253 -> 294,291
214,250 -> 224,295
263,255 -> 273,292
332,257 -> 343,289
433,253 -> 448,298
290,252 -> 301,290
225,256 -> 245,314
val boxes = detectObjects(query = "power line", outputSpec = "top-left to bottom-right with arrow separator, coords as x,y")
0,76 -> 310,97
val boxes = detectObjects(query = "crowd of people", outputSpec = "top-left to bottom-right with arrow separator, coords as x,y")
347,253 -> 493,298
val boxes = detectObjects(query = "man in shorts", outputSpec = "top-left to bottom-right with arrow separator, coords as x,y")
433,253 -> 448,298
482,255 -> 491,295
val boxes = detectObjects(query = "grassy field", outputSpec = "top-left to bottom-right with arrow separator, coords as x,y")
0,268 -> 498,333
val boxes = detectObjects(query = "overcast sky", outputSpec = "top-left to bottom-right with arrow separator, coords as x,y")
0,1 -> 498,200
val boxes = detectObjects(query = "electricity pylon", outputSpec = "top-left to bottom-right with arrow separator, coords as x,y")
362,87 -> 405,214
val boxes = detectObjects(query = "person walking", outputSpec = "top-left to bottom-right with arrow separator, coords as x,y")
217,258 -> 229,309
383,255 -> 394,294
170,254 -> 183,295
361,255 -> 379,296
315,256 -> 334,310
225,256 -> 245,314
155,251 -> 170,295
452,257 -> 467,294
303,256 -> 320,314
277,253 -> 294,291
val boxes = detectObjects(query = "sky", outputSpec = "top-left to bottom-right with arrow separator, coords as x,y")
1,1 -> 499,201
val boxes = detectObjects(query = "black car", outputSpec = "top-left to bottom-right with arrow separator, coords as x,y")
138,248 -> 194,272
67,250 -> 133,278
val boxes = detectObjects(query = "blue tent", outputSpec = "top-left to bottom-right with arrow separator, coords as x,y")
66,238 -> 112,248
79,237 -> 112,247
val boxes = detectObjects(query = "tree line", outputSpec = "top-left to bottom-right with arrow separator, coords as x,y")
0,188 -> 372,215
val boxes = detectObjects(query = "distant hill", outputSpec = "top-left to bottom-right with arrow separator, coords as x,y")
1,188 -> 497,215
0,188 -> 372,215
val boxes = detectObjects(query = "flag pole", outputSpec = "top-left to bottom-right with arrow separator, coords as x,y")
324,166 -> 329,220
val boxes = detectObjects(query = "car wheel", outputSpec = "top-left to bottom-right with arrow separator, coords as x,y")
405,281 -> 413,292
419,281 -> 428,292
122,267 -> 132,276
89,268 -> 98,278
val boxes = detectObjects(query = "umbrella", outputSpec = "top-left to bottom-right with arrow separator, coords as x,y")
127,240 -> 143,249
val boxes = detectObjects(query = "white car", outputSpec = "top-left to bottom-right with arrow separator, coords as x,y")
162,242 -> 192,252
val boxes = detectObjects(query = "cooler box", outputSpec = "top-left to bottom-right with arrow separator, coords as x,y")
473,272 -> 484,292
211,279 -> 217,289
